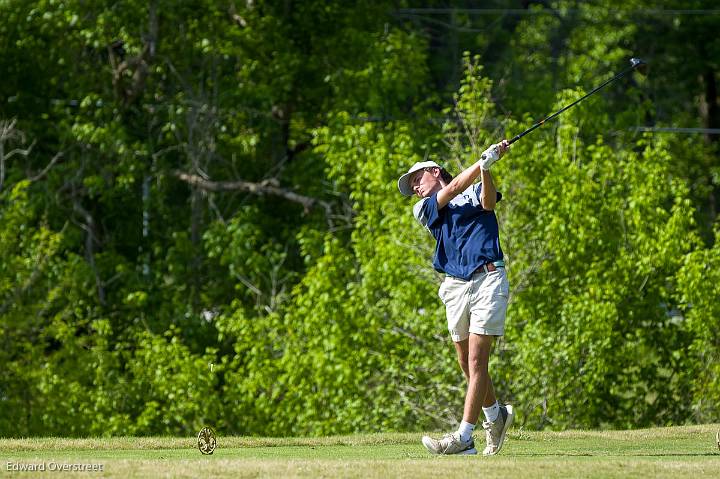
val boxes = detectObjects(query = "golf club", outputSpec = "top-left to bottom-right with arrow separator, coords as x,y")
507,57 -> 647,145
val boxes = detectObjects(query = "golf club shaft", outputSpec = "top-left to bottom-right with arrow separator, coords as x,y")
508,63 -> 640,145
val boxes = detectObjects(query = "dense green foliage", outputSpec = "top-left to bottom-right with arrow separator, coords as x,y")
1,1 -> 718,437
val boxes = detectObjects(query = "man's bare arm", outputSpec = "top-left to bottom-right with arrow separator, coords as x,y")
436,161 -> 484,209
479,169 -> 497,210
436,140 -> 508,209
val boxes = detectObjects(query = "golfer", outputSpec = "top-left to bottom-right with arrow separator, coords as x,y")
397,140 -> 513,456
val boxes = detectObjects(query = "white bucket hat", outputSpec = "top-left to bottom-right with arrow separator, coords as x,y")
397,160 -> 442,196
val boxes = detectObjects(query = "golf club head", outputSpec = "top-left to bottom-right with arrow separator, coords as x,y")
630,57 -> 648,75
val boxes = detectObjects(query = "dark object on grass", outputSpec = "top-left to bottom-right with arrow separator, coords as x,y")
198,426 -> 217,455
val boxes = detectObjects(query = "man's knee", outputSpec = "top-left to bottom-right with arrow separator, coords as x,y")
467,353 -> 488,374
467,340 -> 491,376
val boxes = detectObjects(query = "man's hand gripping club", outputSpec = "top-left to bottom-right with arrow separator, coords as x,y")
480,140 -> 509,170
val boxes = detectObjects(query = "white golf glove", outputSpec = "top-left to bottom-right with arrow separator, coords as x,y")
480,144 -> 501,170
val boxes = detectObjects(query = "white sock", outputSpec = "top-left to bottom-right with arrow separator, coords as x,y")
483,401 -> 500,423
457,420 -> 475,444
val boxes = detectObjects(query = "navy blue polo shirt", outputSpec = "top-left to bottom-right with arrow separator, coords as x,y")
413,183 -> 503,280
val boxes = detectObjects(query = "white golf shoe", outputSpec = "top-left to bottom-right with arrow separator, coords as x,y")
421,432 -> 477,455
482,404 -> 514,456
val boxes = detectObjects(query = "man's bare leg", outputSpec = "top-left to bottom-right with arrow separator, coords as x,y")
463,333 -> 496,424
452,339 -> 470,382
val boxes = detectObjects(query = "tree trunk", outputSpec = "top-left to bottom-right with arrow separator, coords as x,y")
700,68 -> 720,144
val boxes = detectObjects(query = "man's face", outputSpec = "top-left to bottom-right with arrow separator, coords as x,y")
410,167 -> 442,198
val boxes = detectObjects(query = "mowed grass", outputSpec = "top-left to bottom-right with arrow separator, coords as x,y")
2,424 -> 719,478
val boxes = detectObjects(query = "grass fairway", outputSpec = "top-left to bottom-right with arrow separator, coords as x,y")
2,424 -> 719,478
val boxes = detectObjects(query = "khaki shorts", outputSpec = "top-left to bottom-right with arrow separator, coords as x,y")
438,268 -> 510,342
